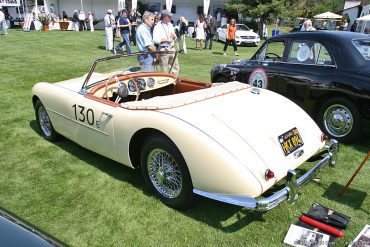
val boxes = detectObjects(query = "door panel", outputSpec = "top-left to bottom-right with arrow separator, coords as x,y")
68,94 -> 119,161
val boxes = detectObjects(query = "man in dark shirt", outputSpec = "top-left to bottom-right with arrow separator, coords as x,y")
114,9 -> 132,54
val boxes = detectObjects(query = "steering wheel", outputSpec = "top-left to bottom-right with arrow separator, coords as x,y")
265,52 -> 281,59
103,73 -> 141,102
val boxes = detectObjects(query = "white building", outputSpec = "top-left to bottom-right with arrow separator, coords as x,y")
37,0 -> 224,23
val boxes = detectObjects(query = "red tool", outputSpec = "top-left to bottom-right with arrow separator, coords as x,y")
300,215 -> 345,238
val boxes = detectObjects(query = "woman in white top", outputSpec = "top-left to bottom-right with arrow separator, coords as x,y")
195,14 -> 206,50
88,12 -> 94,32
78,10 -> 86,31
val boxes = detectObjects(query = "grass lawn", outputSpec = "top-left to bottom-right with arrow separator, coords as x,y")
0,29 -> 369,247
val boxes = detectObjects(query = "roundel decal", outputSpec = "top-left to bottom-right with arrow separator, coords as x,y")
248,68 -> 269,89
297,45 -> 310,62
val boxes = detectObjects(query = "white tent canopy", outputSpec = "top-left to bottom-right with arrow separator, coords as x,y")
356,14 -> 370,21
314,11 -> 342,19
356,14 -> 370,33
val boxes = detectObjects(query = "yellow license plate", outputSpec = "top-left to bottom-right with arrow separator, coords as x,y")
278,128 -> 304,156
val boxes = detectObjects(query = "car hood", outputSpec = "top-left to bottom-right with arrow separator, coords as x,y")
157,83 -> 325,189
236,30 -> 258,37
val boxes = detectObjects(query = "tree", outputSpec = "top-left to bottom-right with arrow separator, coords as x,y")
225,0 -> 288,37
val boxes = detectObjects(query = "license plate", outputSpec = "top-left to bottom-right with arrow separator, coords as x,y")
278,128 -> 304,156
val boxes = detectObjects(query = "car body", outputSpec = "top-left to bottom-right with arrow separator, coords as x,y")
32,52 -> 338,211
0,208 -> 65,246
211,31 -> 370,143
216,24 -> 260,46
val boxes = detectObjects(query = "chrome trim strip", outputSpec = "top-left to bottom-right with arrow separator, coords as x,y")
193,139 -> 339,211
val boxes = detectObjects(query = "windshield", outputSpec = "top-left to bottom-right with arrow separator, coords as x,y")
237,25 -> 250,31
83,51 -> 176,89
352,39 -> 370,60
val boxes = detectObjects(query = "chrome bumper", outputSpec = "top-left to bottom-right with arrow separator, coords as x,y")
193,139 -> 339,211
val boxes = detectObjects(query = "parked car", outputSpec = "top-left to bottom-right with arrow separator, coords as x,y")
32,51 -> 338,211
0,208 -> 65,246
216,24 -> 260,46
211,31 -> 370,143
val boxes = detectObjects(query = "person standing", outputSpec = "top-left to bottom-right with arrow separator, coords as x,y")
129,8 -> 141,46
178,16 -> 188,53
78,10 -> 86,31
223,18 -> 238,56
221,13 -> 228,27
62,11 -> 68,21
72,10 -> 79,31
136,11 -> 156,72
104,9 -> 115,51
0,6 -> 8,35
195,14 -> 206,50
115,9 -> 133,54
205,14 -> 216,50
153,9 -> 179,75
88,12 -> 94,32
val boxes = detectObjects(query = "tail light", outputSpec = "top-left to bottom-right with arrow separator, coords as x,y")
321,133 -> 329,142
265,169 -> 275,180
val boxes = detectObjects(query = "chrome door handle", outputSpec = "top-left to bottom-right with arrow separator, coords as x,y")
102,112 -> 113,118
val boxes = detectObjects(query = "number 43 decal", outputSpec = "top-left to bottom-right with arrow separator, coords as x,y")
248,68 -> 269,89
72,104 -> 95,126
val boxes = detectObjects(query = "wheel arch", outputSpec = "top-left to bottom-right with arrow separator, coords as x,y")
32,95 -> 40,107
129,128 -> 174,169
313,92 -> 358,117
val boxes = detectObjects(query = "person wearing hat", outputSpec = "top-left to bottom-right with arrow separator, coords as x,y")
152,9 -> 179,76
104,9 -> 116,51
114,9 -> 135,54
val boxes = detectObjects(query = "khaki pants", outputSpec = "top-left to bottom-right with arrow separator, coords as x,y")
159,47 -> 179,76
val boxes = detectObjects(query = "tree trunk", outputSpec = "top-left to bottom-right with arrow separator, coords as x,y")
126,0 -> 132,11
258,14 -> 266,38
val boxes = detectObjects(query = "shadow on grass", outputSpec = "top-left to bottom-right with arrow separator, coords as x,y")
322,182 -> 368,213
30,120 -> 265,232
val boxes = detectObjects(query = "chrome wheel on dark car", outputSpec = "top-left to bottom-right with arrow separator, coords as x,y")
318,97 -> 362,143
323,104 -> 353,138
141,134 -> 194,209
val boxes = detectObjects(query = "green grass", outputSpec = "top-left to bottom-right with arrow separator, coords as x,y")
0,29 -> 369,247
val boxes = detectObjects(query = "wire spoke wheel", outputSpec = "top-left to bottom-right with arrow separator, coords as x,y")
147,149 -> 183,199
38,105 -> 52,137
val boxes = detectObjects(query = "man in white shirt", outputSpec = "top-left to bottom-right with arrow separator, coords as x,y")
104,9 -> 115,51
0,6 -> 8,35
153,9 -> 179,76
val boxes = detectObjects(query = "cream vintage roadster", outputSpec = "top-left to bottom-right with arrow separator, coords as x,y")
32,52 -> 338,210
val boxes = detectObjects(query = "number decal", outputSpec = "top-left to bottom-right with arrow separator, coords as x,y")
78,105 -> 85,122
72,104 -> 95,126
248,68 -> 269,89
86,109 -> 94,125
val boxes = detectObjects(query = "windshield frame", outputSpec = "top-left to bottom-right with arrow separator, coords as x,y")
81,51 -> 178,93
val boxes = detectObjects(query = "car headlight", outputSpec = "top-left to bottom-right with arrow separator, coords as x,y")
236,35 -> 240,39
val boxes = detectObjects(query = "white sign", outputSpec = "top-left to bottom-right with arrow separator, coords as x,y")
203,0 -> 210,16
166,0 -> 172,11
0,0 -> 20,7
248,68 -> 269,89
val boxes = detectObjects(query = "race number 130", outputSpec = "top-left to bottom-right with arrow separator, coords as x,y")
72,104 -> 95,126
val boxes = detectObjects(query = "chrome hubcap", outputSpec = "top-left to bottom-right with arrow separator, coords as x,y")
38,106 -> 52,137
147,149 -> 182,198
323,104 -> 353,138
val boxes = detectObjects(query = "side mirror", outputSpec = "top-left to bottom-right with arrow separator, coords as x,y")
250,29 -> 254,32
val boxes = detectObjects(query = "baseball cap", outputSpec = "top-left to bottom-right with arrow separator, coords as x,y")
107,9 -> 112,14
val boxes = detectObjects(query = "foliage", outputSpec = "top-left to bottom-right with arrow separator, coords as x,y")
38,13 -> 52,26
0,29 -> 369,247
